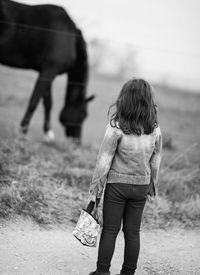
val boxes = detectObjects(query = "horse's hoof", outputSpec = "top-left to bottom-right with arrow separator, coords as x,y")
20,125 -> 28,134
44,129 -> 55,143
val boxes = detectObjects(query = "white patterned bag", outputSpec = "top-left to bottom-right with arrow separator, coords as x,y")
73,201 -> 101,247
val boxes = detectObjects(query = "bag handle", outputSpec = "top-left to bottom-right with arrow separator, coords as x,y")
86,198 -> 100,214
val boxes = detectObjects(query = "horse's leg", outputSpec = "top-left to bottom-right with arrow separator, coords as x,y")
42,87 -> 55,142
20,70 -> 55,134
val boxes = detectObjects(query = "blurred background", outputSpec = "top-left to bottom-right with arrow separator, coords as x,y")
1,0 -> 200,144
0,0 -> 200,230
18,0 -> 200,90
0,0 -> 200,143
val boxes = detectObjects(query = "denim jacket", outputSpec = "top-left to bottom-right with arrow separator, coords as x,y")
89,123 -> 162,201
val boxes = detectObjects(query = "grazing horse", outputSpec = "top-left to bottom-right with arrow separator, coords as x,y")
0,0 -> 94,142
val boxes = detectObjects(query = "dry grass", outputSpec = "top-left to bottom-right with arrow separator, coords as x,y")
0,134 -> 199,229
0,135 -> 94,225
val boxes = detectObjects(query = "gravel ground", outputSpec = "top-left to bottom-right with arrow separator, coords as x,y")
0,219 -> 200,275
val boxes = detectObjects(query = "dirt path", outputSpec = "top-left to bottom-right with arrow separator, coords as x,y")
0,220 -> 199,275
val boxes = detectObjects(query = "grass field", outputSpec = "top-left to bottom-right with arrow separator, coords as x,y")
0,65 -> 200,228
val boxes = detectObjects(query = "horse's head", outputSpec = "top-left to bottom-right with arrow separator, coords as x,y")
59,95 -> 95,142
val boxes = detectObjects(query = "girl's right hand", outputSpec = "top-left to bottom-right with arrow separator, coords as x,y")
88,194 -> 96,203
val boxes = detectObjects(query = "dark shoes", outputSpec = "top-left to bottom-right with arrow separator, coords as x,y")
89,271 -> 110,275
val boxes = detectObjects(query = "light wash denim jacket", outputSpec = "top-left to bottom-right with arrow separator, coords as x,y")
89,124 -> 162,201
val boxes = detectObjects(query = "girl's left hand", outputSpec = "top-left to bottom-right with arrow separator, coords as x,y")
147,194 -> 155,203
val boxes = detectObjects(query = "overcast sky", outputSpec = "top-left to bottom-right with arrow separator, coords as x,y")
18,0 -> 200,89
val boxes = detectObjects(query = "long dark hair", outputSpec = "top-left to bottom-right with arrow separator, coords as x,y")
108,78 -> 158,135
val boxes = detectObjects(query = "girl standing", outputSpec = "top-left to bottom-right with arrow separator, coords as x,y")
89,78 -> 162,275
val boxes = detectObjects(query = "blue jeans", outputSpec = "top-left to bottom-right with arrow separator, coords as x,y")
96,183 -> 148,275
